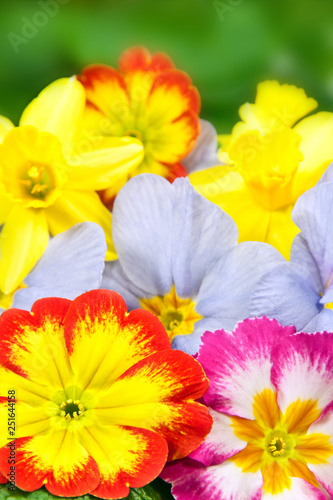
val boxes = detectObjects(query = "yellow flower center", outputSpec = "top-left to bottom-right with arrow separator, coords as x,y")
140,285 -> 202,342
125,129 -> 143,142
325,302 -> 333,310
267,435 -> 286,457
231,389 -> 333,495
0,126 -> 67,208
20,164 -> 54,200
59,399 -> 85,421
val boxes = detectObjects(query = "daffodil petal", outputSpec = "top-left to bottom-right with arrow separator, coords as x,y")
190,168 -> 271,243
0,190 -> 13,224
67,136 -> 144,190
0,205 -> 49,294
264,207 -> 300,259
0,297 -> 72,388
0,116 -> 14,142
20,77 -> 86,153
45,189 -> 115,260
292,112 -> 333,199
254,80 -> 318,128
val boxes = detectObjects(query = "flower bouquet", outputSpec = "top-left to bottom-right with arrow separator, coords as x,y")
0,46 -> 333,500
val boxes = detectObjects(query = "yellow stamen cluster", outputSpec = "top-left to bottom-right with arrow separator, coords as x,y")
60,399 -> 85,421
20,165 -> 49,198
140,285 -> 202,342
267,436 -> 287,457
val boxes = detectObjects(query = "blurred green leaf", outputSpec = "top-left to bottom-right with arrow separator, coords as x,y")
0,0 -> 332,132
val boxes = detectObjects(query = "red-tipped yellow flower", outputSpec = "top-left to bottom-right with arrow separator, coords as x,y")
0,290 -> 212,498
78,46 -> 200,206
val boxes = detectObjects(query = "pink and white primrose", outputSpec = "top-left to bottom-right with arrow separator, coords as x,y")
162,317 -> 333,500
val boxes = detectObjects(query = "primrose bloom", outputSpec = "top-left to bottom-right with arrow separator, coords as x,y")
0,222 -> 106,313
102,174 -> 283,354
163,317 -> 333,500
78,46 -> 200,206
190,81 -> 333,258
250,165 -> 333,333
0,290 -> 212,497
0,77 -> 143,297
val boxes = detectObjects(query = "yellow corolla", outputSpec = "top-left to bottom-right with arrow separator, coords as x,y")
190,81 -> 333,258
0,77 -> 144,297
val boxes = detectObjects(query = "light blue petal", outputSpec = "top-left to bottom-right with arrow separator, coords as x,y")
292,182 -> 333,289
318,162 -> 333,184
101,261 -> 142,310
290,234 -> 322,292
196,241 -> 284,324
303,308 -> 333,333
182,119 -> 223,173
249,262 -> 321,331
171,317 -> 224,355
112,174 -> 238,298
13,222 -> 106,310
112,175 -> 174,296
320,284 -> 333,305
172,177 -> 238,297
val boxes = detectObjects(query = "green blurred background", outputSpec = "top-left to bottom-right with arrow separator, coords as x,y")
1,0 -> 333,133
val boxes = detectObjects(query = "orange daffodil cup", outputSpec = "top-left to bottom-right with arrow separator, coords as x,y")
189,81 -> 333,258
0,77 -> 144,300
0,289 -> 212,498
77,46 -> 200,206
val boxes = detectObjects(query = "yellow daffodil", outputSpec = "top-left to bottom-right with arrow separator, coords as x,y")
0,77 -> 144,297
190,81 -> 333,258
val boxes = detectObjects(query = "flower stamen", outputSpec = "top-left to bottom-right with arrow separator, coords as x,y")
59,399 -> 85,421
267,436 -> 286,457
20,164 -> 51,199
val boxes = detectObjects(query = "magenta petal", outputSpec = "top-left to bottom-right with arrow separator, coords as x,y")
197,317 -> 296,419
271,332 -> 333,414
161,458 -> 263,500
